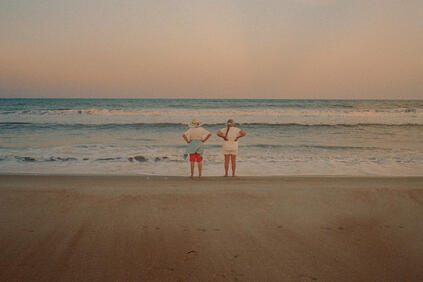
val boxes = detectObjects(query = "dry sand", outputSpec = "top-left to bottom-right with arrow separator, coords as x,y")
0,174 -> 422,281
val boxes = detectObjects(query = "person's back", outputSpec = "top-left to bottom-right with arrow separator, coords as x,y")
184,127 -> 210,141
220,126 -> 241,153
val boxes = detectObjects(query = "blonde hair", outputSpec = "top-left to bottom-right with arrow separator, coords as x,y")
225,119 -> 234,139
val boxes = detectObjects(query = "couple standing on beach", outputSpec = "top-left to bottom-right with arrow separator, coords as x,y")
183,119 -> 247,178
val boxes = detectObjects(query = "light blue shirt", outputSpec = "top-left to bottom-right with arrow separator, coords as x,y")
184,140 -> 204,159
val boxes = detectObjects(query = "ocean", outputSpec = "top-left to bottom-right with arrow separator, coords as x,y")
0,98 -> 422,176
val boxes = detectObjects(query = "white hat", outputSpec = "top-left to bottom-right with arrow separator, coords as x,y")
190,118 -> 201,127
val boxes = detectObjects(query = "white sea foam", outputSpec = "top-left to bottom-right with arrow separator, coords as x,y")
1,107 -> 423,125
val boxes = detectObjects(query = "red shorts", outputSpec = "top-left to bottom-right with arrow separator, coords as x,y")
189,153 -> 203,162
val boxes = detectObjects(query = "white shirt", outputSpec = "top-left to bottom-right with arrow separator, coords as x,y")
184,127 -> 210,141
220,127 -> 242,151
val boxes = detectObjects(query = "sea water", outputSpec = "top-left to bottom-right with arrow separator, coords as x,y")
1,98 -> 422,176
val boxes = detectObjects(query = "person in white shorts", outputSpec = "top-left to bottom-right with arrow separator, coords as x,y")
217,119 -> 247,177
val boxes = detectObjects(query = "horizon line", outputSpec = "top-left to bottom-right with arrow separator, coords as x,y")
1,97 -> 422,101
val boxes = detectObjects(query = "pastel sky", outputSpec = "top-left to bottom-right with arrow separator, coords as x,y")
1,0 -> 422,99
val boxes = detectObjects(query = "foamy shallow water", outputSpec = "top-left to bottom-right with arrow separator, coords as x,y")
1,99 -> 422,176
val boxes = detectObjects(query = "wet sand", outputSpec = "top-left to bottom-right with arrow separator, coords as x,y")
0,174 -> 422,281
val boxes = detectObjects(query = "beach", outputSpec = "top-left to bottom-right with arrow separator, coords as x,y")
1,175 -> 422,281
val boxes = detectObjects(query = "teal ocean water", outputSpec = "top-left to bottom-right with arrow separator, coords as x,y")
1,98 -> 422,176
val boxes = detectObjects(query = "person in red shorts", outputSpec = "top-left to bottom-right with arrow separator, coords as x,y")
183,118 -> 212,178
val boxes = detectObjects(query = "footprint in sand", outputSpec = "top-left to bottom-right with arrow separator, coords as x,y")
299,274 -> 318,281
184,250 -> 198,261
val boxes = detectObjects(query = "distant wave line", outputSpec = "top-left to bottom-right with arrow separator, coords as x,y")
1,122 -> 423,129
0,106 -> 422,115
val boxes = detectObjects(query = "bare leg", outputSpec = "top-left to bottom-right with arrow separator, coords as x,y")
224,154 -> 230,177
231,154 -> 237,177
198,161 -> 202,178
190,161 -> 195,179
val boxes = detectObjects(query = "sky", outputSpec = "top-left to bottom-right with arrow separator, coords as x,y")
0,0 -> 422,99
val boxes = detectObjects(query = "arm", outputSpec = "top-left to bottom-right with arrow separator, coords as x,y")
217,130 -> 228,141
182,134 -> 190,144
202,133 -> 212,143
234,130 -> 246,142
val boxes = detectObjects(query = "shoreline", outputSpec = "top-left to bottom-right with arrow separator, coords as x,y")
2,172 -> 423,178
1,174 -> 422,281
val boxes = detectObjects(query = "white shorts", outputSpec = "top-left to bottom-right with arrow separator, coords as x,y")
223,141 -> 238,155
224,149 -> 238,155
